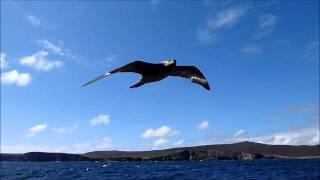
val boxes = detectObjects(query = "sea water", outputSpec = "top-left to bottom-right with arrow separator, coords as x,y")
1,159 -> 319,179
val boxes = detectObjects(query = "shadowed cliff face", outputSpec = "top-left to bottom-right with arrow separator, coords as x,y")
0,152 -> 92,162
1,142 -> 319,162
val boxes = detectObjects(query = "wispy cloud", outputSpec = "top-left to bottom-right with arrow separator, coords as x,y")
300,40 -> 319,63
105,54 -> 118,63
197,120 -> 209,130
52,124 -> 77,134
20,51 -> 63,71
38,40 -> 65,56
286,102 -> 319,114
141,125 -> 179,138
90,114 -> 111,126
307,114 -> 320,121
241,44 -> 263,56
26,124 -> 47,137
25,15 -> 41,26
197,6 -> 247,44
264,102 -> 318,124
95,137 -> 113,150
104,54 -> 119,67
264,116 -> 281,123
208,8 -> 246,29
203,0 -> 233,7
152,138 -> 168,149
151,0 -> 161,7
173,140 -> 184,147
234,129 -> 245,137
254,14 -> 277,39
37,39 -> 88,65
72,136 -> 114,153
1,70 -> 31,86
72,142 -> 92,153
0,52 -> 8,68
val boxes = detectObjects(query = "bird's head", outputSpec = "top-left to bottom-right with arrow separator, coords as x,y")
161,59 -> 176,67
170,59 -> 176,65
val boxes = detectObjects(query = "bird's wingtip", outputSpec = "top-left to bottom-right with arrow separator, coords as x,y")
81,83 -> 89,88
81,73 -> 110,88
204,82 -> 211,91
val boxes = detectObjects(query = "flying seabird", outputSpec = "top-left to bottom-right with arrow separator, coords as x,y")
82,59 -> 210,90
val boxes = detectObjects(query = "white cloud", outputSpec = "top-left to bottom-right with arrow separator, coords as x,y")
241,44 -> 263,55
1,70 -> 31,86
90,114 -> 111,126
38,40 -> 65,55
173,140 -> 184,147
197,121 -> 209,130
153,138 -> 168,149
20,51 -> 63,71
96,137 -> 113,150
52,124 -> 77,134
25,15 -> 41,26
234,129 -> 245,137
253,126 -> 319,145
197,6 -> 247,44
141,125 -> 179,138
1,52 -> 8,68
189,124 -> 319,146
26,124 -> 47,137
255,14 -> 277,39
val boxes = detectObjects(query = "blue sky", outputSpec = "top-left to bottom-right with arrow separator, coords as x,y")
1,1 -> 319,153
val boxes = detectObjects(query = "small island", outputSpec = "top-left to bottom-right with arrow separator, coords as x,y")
1,141 -> 319,162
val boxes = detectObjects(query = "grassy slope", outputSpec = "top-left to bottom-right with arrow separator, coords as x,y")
83,141 -> 320,159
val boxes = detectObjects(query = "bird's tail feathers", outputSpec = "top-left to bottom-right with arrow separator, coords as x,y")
81,72 -> 111,87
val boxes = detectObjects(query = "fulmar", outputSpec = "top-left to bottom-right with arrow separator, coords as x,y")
82,59 -> 210,90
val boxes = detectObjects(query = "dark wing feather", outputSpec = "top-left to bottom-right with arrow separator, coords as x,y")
169,66 -> 210,90
109,61 -> 154,74
82,61 -> 152,87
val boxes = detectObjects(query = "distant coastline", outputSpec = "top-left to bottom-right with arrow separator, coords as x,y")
1,141 -> 319,162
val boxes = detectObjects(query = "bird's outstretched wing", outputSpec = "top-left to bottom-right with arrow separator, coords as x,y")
81,61 -> 152,87
169,66 -> 210,90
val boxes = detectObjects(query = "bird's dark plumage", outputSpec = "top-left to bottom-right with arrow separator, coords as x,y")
82,59 -> 211,90
169,66 -> 210,90
109,61 -> 154,74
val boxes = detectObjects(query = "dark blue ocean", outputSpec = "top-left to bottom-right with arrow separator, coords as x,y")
1,159 -> 320,179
